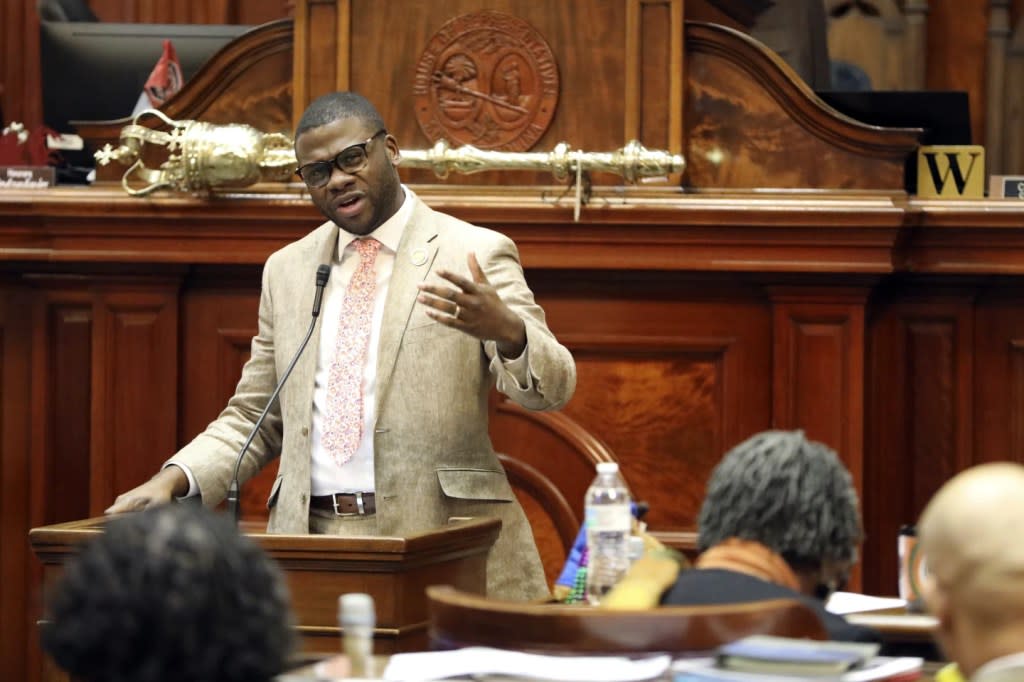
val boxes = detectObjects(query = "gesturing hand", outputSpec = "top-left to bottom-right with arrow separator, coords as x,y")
416,252 -> 527,357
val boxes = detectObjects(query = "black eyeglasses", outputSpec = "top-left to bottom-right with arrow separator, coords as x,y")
296,129 -> 387,188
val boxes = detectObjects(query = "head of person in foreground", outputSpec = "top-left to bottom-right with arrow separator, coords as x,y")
919,461 -> 1024,679
41,503 -> 296,682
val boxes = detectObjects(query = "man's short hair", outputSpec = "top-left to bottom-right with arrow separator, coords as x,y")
697,430 -> 863,567
295,91 -> 386,141
41,504 -> 295,682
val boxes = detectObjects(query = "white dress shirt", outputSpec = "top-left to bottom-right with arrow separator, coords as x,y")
308,190 -> 411,494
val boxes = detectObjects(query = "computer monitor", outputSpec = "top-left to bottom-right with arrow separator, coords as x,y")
816,90 -> 972,145
39,20 -> 253,168
816,90 -> 972,192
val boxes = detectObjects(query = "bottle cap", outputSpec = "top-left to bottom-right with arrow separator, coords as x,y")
338,592 -> 376,628
596,461 -> 619,474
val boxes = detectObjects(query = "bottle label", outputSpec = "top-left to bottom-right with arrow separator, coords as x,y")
586,503 -> 631,532
898,532 -> 928,603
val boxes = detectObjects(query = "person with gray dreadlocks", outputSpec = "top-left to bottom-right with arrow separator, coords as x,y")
660,429 -> 880,642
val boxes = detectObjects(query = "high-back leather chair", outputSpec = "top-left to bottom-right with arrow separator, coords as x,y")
427,585 -> 828,654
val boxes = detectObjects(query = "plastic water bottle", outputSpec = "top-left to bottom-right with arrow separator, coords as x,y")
585,461 -> 632,605
339,592 -> 375,677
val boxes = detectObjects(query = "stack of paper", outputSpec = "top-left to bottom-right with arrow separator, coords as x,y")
383,647 -> 671,682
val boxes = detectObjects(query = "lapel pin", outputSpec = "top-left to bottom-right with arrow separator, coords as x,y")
410,247 -> 428,266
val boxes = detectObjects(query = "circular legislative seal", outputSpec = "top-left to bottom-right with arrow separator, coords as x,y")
412,11 -> 559,152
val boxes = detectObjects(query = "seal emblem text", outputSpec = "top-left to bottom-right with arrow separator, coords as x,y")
413,11 -> 559,151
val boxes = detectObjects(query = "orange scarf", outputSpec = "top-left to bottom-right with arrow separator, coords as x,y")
695,537 -> 802,592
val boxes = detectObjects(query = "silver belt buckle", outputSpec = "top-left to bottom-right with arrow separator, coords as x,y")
331,492 -> 365,516
331,493 -> 355,516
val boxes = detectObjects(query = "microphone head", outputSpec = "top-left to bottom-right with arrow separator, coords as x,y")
315,264 -> 331,287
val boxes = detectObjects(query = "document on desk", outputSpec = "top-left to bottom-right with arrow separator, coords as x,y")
383,647 -> 672,682
825,591 -> 906,615
671,655 -> 924,682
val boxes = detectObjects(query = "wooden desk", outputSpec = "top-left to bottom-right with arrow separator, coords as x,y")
847,608 -> 942,661
847,610 -> 939,645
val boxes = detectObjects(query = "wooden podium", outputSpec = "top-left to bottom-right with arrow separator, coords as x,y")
29,514 -> 500,669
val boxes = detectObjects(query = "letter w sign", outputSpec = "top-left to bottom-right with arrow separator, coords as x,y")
916,145 -> 985,198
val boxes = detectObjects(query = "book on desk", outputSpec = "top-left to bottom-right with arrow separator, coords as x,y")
671,635 -> 924,682
717,636 -> 879,675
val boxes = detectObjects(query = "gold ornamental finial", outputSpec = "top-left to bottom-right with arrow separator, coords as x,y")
96,109 -> 296,196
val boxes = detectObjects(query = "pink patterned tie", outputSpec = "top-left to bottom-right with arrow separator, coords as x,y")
324,238 -> 381,466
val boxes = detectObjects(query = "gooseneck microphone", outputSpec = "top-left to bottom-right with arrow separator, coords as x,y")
226,264 -> 331,524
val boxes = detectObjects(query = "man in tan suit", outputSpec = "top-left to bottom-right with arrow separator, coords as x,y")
107,92 -> 577,601
918,462 -> 1024,682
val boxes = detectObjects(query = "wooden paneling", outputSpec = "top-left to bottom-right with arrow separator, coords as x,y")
88,283 -> 181,514
88,0 -> 289,23
0,286 -> 33,682
293,0 -> 350,122
769,290 -> 868,483
349,0 -> 640,188
1013,341 -> 1024,458
1,0 -> 41,128
926,0 -> 989,146
634,0 -> 684,153
974,289 -> 1024,464
545,276 -> 773,535
43,298 -> 93,525
352,0 -> 627,153
864,291 -> 975,595
178,269 -> 279,520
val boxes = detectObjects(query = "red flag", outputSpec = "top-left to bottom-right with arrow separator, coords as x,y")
143,40 -> 183,108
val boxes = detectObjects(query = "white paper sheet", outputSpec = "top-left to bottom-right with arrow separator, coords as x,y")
383,647 -> 671,682
671,655 -> 923,682
825,591 -> 906,615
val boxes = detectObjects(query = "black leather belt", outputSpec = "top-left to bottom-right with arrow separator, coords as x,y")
309,492 -> 376,516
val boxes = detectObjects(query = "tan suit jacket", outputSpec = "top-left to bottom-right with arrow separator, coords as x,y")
170,195 -> 576,601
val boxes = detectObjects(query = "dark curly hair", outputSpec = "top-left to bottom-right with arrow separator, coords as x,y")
41,504 -> 295,682
697,430 -> 863,568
